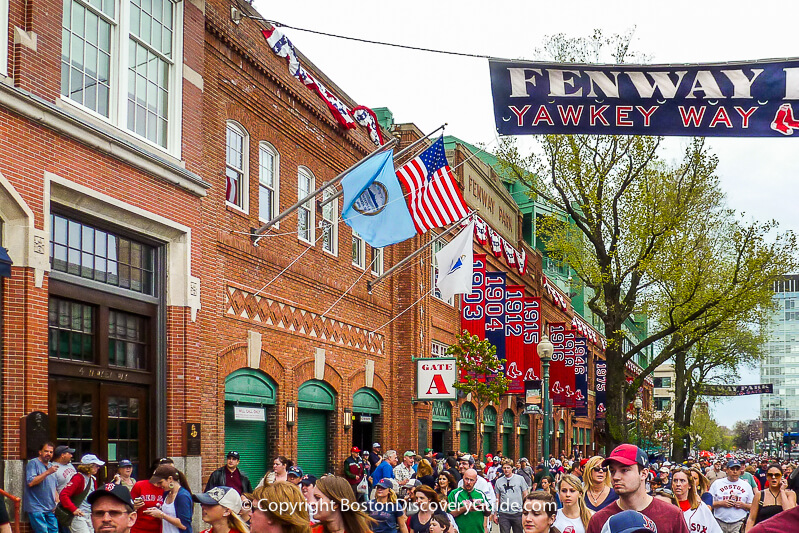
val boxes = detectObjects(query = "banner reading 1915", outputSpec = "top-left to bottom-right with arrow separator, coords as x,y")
489,58 -> 799,137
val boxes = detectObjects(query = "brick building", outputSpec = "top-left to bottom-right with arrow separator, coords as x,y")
1,0 -> 651,506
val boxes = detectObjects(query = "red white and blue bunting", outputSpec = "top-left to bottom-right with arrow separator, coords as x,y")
467,216 -> 527,276
542,275 -> 568,312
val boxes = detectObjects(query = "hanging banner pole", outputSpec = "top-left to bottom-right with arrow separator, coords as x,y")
318,123 -> 447,208
367,210 -> 476,293
251,137 -> 398,245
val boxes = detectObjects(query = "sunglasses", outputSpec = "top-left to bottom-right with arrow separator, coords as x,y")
592,466 -> 607,472
767,473 -> 783,478
92,511 -> 132,519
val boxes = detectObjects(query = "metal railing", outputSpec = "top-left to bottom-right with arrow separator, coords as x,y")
0,488 -> 20,533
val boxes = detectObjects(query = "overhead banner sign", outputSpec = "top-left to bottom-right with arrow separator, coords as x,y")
417,358 -> 458,400
489,58 -> 799,137
700,383 -> 774,396
595,360 -> 607,419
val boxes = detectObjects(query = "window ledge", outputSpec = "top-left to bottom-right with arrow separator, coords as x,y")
226,203 -> 249,217
0,83 -> 210,196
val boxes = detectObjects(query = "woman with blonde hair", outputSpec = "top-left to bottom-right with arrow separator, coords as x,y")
368,478 -> 408,533
194,486 -> 249,533
249,481 -> 309,533
312,475 -> 374,533
581,456 -> 617,512
554,474 -> 591,533
58,455 -> 105,533
688,467 -> 713,508
671,468 -> 721,533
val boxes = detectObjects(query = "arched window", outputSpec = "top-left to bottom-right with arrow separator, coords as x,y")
258,142 -> 279,222
225,122 -> 249,211
297,167 -> 315,243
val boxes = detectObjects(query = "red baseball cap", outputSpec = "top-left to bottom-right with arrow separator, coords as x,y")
351,446 -> 361,453
579,458 -> 589,467
602,444 -> 648,469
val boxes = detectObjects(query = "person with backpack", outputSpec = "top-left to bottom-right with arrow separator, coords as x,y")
58,454 -> 105,533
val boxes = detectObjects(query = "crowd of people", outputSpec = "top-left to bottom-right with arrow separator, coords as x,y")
10,439 -> 799,533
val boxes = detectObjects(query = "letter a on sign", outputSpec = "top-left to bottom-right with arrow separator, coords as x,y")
416,358 -> 458,400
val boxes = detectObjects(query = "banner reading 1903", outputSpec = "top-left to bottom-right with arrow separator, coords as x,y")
489,58 -> 799,137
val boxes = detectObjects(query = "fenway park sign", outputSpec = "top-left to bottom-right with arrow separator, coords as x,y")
489,58 -> 799,137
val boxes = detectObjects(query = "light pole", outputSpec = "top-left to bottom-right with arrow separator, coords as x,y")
538,334 -> 554,473
634,396 -> 643,449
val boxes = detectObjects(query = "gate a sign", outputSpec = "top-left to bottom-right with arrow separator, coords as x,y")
416,358 -> 458,400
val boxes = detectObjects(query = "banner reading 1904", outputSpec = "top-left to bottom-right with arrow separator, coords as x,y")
489,58 -> 799,137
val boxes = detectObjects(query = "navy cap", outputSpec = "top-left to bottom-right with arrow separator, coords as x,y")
287,466 -> 303,477
605,510 -> 657,533
300,474 -> 317,486
227,451 -> 240,459
727,459 -> 742,468
88,482 -> 135,509
118,459 -> 133,468
54,445 -> 75,457
376,478 -> 393,489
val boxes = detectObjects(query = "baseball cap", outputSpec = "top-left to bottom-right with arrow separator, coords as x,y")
424,448 -> 433,454
602,444 -> 649,469
659,467 -> 670,473
193,486 -> 243,514
604,510 -> 656,533
287,466 -> 304,478
351,446 -> 361,453
88,482 -> 135,509
54,445 -> 75,457
300,474 -> 318,486
81,454 -> 105,466
727,459 -> 742,468
227,451 -> 240,459
520,457 -> 529,463
403,451 -> 415,457
460,454 -> 475,464
372,442 -> 381,448
376,478 -> 393,489
118,459 -> 133,468
579,458 -> 589,468
150,464 -> 180,483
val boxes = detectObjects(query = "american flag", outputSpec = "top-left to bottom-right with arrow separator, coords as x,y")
396,137 -> 470,233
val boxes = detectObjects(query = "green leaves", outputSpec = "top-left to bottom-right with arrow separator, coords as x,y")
447,331 -> 510,405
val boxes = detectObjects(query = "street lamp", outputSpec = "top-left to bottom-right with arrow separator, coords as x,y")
538,333 -> 554,472
634,396 -> 643,449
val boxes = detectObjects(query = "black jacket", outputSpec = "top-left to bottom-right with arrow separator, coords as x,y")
205,466 -> 253,493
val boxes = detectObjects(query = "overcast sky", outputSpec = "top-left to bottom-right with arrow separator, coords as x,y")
252,0 -> 799,428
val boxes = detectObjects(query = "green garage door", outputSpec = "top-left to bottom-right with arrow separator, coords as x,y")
297,380 -> 335,478
460,429 -> 472,452
459,403 -> 476,453
224,403 -> 268,482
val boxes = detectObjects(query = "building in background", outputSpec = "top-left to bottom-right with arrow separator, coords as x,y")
761,274 -> 799,454
653,364 -> 676,417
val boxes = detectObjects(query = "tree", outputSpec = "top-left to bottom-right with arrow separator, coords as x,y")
494,32 -> 798,448
447,331 -> 510,461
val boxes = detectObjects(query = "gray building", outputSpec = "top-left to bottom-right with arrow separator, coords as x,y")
761,275 -> 799,454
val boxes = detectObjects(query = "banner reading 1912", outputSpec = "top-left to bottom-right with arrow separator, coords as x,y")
489,58 -> 799,137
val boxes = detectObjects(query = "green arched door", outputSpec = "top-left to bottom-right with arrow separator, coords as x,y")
297,380 -> 336,477
225,369 -> 277,483
353,388 -> 382,452
483,406 -> 497,460
502,410 -> 514,457
459,403 -> 476,452
518,414 -> 530,459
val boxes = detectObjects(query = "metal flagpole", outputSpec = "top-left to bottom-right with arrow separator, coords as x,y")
318,123 -> 447,209
366,210 -> 477,293
251,137 -> 398,245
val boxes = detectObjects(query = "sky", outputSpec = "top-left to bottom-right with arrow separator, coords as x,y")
251,0 -> 799,427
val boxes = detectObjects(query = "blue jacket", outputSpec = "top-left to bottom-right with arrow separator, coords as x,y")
372,461 -> 395,483
165,487 -> 193,533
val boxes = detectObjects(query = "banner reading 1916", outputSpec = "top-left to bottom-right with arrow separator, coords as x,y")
489,58 -> 799,137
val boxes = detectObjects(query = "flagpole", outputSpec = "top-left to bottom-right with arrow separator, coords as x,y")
318,123 -> 447,209
367,210 -> 477,293
251,137 -> 398,245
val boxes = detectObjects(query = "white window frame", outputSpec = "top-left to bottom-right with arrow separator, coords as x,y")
59,0 -> 184,157
352,232 -> 365,269
0,0 -> 8,78
431,341 -> 448,357
432,239 -> 454,305
225,121 -> 249,213
258,141 -> 279,224
321,187 -> 338,256
370,246 -> 383,276
297,166 -> 315,244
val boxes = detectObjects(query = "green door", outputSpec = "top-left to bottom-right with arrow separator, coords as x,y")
483,431 -> 493,458
519,434 -> 527,458
297,409 -> 328,477
224,403 -> 268,483
502,432 -> 509,456
460,429 -> 471,452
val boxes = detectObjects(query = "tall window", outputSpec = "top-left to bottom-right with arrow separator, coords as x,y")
297,168 -> 314,243
258,142 -> 279,222
0,0 -> 9,77
321,188 -> 337,255
371,247 -> 383,275
431,239 -> 453,304
225,122 -> 247,211
352,232 -> 365,269
60,0 -> 181,151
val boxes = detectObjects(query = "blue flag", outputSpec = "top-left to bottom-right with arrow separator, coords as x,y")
341,150 -> 417,248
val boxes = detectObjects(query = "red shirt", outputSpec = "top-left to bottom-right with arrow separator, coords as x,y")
225,468 -> 244,494
679,499 -> 691,512
130,480 -> 165,533
586,497 -> 689,533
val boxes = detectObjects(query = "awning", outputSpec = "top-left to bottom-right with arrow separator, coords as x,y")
0,247 -> 12,278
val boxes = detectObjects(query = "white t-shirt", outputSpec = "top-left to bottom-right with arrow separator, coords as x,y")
683,504 -> 723,533
553,509 -> 585,533
708,477 -> 753,523
55,462 -> 77,493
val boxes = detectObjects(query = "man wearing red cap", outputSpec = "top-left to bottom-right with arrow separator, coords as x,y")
586,444 -> 689,533
343,446 -> 366,501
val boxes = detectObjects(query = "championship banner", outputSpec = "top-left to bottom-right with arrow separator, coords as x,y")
461,254 -> 487,338
548,323 -> 568,406
505,285 -> 525,393
522,296 -> 542,387
561,329 -> 578,408
574,337 -> 589,417
489,58 -> 799,137
484,272 -> 507,372
596,360 -> 607,419
699,383 -> 774,396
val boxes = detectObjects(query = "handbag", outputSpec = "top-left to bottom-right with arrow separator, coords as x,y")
55,475 -> 93,527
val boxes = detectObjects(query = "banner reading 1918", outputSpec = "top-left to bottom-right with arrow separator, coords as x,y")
489,58 -> 799,137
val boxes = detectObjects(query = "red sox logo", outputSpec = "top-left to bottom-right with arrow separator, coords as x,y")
105,483 -> 116,491
772,103 -> 799,135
